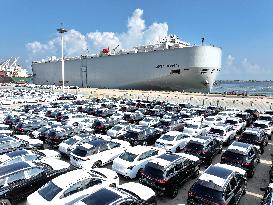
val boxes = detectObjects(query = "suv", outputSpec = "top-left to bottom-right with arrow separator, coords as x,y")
221,141 -> 260,177
139,152 -> 200,198
238,128 -> 268,154
187,163 -> 247,205
253,120 -> 273,140
208,124 -> 236,145
183,136 -> 222,164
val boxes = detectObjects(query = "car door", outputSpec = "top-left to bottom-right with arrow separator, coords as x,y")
108,141 -> 123,162
24,167 -> 46,196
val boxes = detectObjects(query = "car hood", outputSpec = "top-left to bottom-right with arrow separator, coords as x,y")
40,158 -> 70,170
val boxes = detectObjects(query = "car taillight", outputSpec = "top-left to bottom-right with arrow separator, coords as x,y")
202,150 -> 208,155
255,140 -> 262,144
157,179 -> 169,184
243,162 -> 253,166
18,128 -> 24,132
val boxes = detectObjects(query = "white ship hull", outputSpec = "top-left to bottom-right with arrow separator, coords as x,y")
32,46 -> 222,93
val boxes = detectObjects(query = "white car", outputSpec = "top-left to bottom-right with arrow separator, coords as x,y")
202,116 -> 225,126
183,122 -> 210,137
139,116 -> 160,127
253,120 -> 273,139
26,168 -> 119,205
208,124 -> 236,145
106,124 -> 129,138
14,134 -> 43,149
73,182 -> 156,205
155,131 -> 192,153
70,139 -> 131,168
225,117 -> 246,134
112,146 -> 165,179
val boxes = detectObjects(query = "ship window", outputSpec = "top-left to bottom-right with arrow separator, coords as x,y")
184,69 -> 189,71
202,69 -> 209,71
170,69 -> 180,74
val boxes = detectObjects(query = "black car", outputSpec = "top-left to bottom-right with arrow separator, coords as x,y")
91,119 -> 110,134
14,121 -> 43,135
44,127 -> 73,147
183,136 -> 222,164
123,126 -> 161,146
238,128 -> 268,154
244,108 -> 259,122
0,159 -> 71,204
260,184 -> 273,205
236,112 -> 253,127
221,141 -> 260,177
140,152 -> 200,198
187,163 -> 247,205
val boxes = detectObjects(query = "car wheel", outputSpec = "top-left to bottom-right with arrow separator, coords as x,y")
218,145 -> 223,154
142,141 -> 147,146
0,199 -> 11,205
92,161 -> 102,168
176,146 -> 180,153
169,185 -> 179,198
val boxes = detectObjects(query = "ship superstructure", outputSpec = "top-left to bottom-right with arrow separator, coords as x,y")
32,35 -> 222,92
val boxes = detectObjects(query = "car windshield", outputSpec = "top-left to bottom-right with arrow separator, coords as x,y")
72,148 -> 88,157
65,138 -> 79,145
119,152 -> 137,162
185,142 -> 204,151
161,134 -> 175,141
223,151 -> 246,161
190,183 -> 223,203
38,181 -> 62,201
144,165 -> 164,179
259,116 -> 271,121
241,133 -> 259,139
125,131 -> 139,139
209,128 -> 224,135
186,124 -> 198,129
253,123 -> 268,129
112,126 -> 122,131
226,120 -> 237,125
81,188 -> 122,205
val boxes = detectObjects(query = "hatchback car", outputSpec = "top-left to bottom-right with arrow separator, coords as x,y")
187,163 -> 247,205
221,141 -> 260,177
140,152 -> 200,198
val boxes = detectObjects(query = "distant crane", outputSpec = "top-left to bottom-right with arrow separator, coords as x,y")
112,45 -> 120,52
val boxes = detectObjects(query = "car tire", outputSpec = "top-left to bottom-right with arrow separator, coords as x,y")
0,199 -> 11,205
248,170 -> 255,178
169,185 -> 179,199
92,161 -> 102,168
176,146 -> 180,153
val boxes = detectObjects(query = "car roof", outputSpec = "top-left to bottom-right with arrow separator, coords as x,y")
0,161 -> 31,176
254,120 -> 270,125
163,131 -> 182,136
52,169 -> 93,189
189,136 -> 211,145
126,146 -> 158,155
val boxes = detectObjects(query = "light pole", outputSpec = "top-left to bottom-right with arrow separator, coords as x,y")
57,26 -> 67,93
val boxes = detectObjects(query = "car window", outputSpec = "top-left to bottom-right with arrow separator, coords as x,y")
229,177 -> 237,190
119,200 -> 139,205
248,149 -> 255,157
138,151 -> 152,161
99,144 -> 109,152
166,167 -> 175,177
25,167 -> 44,179
174,162 -> 183,171
176,135 -> 188,140
224,184 -> 231,200
62,178 -> 102,198
7,171 -> 25,184
108,142 -> 120,149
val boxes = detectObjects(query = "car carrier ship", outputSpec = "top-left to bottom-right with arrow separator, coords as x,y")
32,35 -> 222,93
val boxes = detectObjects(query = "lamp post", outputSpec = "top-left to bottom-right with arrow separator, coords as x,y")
57,26 -> 67,93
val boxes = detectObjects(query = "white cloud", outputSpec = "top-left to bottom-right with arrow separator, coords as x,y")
220,54 -> 272,80
26,8 -> 169,59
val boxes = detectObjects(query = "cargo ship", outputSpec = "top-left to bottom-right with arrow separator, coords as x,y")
32,35 -> 222,93
0,57 -> 31,83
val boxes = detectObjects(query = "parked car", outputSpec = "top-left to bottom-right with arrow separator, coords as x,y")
0,159 -> 71,204
70,139 -> 130,168
238,128 -> 268,154
155,131 -> 192,153
225,117 -> 246,134
260,183 -> 273,205
26,168 -> 119,205
187,163 -> 247,205
252,120 -> 273,140
112,146 -> 165,179
140,152 -> 200,198
183,136 -> 222,164
221,141 -> 260,177
207,124 -> 236,145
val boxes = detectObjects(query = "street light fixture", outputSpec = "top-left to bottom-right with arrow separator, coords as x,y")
57,26 -> 67,93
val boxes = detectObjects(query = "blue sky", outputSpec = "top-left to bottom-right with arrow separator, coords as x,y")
1,0 -> 273,80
